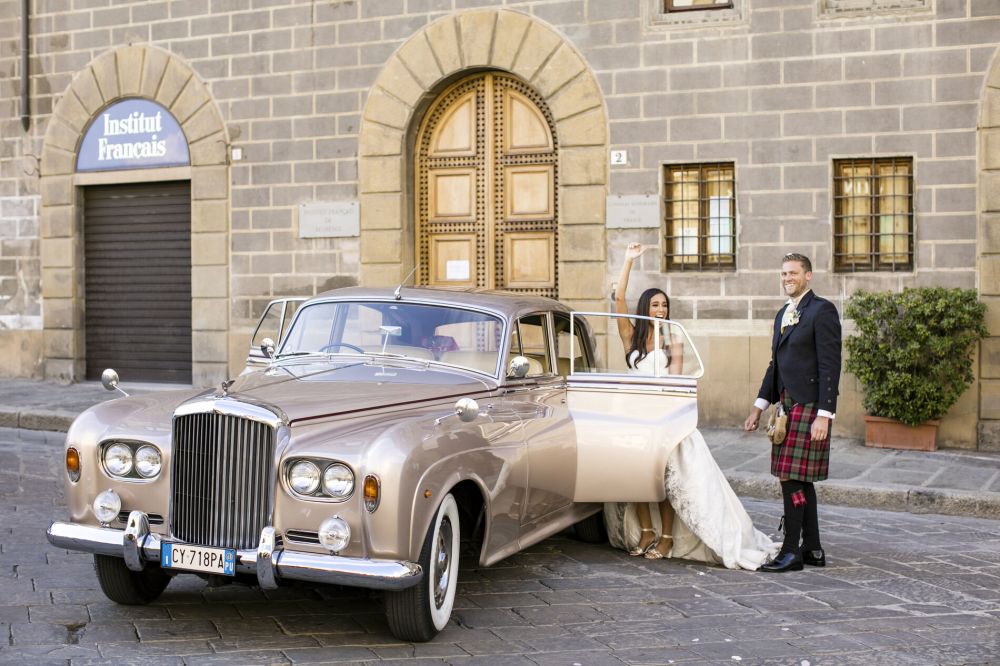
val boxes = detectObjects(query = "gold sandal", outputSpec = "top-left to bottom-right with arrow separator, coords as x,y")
629,528 -> 657,556
644,535 -> 673,560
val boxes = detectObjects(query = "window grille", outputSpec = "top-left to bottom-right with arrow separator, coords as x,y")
663,163 -> 736,271
833,157 -> 913,272
665,0 -> 733,10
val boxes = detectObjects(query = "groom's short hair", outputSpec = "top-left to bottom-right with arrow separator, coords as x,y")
782,252 -> 812,273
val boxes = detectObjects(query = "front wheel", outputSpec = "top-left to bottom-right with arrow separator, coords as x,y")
93,554 -> 171,604
384,493 -> 460,642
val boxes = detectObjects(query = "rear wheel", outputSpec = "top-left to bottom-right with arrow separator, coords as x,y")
574,509 -> 608,543
93,554 -> 171,604
384,493 -> 460,642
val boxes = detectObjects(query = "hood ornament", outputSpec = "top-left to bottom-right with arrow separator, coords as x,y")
219,378 -> 236,397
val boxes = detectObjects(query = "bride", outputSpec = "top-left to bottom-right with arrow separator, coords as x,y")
606,242 -> 778,570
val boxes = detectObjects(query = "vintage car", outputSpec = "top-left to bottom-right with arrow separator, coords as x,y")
46,287 -> 703,641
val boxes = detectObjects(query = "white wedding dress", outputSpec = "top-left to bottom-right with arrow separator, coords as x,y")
603,349 -> 779,570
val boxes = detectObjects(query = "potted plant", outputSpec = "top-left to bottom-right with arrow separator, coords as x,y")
844,287 -> 987,451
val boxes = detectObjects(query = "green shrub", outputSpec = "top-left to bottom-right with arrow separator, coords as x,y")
844,287 -> 987,427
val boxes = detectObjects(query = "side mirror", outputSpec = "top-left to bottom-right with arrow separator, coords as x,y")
100,368 -> 129,396
508,356 -> 530,379
454,397 -> 479,422
260,338 -> 275,359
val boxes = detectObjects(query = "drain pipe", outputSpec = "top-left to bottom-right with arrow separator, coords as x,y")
20,0 -> 30,131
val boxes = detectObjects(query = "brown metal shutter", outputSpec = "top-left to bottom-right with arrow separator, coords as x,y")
84,181 -> 192,383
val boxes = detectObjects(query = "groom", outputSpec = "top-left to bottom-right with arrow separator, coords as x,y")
744,253 -> 841,572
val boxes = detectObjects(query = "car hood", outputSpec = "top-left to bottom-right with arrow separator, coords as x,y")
219,358 -> 497,424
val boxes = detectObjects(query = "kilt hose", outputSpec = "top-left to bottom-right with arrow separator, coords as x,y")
772,392 -> 830,482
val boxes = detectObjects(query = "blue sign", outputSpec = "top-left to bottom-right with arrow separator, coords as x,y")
76,98 -> 190,172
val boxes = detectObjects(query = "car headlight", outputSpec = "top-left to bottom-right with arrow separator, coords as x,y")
93,489 -> 121,524
322,463 -> 354,499
104,443 -> 134,477
289,460 -> 321,495
134,445 -> 162,478
318,516 -> 350,553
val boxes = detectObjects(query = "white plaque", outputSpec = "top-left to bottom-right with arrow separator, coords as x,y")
605,195 -> 660,229
445,260 -> 470,281
298,201 -> 360,238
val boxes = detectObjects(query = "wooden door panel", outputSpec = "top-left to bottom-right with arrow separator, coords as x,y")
504,232 -> 555,289
504,89 -> 553,153
430,92 -> 477,156
504,165 -> 554,220
429,168 -> 477,221
429,233 -> 477,287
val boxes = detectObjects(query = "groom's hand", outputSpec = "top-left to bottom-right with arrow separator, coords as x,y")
810,415 -> 830,441
744,407 -> 762,431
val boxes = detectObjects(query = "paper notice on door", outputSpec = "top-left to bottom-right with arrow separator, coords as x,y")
446,260 -> 470,281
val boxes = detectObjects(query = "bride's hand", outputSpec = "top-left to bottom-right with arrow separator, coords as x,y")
624,242 -> 647,261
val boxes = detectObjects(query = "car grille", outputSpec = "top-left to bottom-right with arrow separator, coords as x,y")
171,412 -> 275,550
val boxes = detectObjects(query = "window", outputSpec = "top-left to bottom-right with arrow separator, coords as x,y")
664,163 -> 736,271
553,313 -> 592,375
507,314 -> 551,377
666,0 -> 732,10
833,157 -> 913,272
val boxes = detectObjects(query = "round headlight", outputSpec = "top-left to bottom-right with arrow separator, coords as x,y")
289,460 -> 321,495
134,445 -> 161,478
322,464 -> 354,498
104,443 -> 133,477
93,489 -> 122,524
318,516 -> 351,553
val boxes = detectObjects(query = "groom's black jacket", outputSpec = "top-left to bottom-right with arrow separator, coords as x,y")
756,290 -> 841,412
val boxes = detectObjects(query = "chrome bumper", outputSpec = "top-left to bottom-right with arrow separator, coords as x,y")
46,511 -> 423,592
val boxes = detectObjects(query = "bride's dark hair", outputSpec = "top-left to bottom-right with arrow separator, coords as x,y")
627,288 -> 671,369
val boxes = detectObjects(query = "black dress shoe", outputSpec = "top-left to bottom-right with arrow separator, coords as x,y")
759,551 -> 803,572
802,549 -> 826,567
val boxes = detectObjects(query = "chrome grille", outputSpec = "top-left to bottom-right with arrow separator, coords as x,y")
171,412 -> 275,550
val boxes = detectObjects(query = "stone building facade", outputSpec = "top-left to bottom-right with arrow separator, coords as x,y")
1,0 -> 999,448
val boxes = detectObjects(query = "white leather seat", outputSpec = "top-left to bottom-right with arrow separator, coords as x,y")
439,350 -> 499,374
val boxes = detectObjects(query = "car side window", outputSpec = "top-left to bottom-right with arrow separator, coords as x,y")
251,302 -> 282,348
507,314 -> 551,377
553,313 -> 591,376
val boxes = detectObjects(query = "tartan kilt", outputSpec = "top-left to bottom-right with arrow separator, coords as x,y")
771,394 -> 830,482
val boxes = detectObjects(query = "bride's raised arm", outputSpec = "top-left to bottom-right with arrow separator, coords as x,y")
615,242 -> 646,347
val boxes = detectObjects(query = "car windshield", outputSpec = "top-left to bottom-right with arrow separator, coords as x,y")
278,301 -> 505,375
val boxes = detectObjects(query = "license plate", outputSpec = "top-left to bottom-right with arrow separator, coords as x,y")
161,543 -> 236,576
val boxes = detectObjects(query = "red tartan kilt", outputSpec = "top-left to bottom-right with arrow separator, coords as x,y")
772,396 -> 830,482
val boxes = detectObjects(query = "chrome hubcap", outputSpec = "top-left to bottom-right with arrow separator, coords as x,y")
433,517 -> 452,608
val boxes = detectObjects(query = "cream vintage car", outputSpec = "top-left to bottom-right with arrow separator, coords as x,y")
46,286 -> 703,641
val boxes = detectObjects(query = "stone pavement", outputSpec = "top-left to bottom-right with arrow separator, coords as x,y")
2,377 -> 999,520
3,426 -> 1000,665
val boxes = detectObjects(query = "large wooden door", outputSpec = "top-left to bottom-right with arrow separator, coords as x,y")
416,73 -> 558,297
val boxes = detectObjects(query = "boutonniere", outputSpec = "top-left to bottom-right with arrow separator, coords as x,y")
787,309 -> 800,327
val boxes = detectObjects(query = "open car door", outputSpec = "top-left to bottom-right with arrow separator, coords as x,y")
244,298 -> 307,372
568,312 -> 704,503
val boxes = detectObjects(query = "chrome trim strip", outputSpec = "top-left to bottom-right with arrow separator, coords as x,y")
46,520 -> 423,591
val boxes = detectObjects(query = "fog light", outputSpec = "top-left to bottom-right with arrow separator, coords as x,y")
318,517 -> 350,553
93,489 -> 122,525
66,447 -> 81,482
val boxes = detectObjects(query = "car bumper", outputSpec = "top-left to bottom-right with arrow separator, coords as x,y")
46,511 -> 423,592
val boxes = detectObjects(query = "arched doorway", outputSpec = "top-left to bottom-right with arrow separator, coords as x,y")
415,72 -> 558,297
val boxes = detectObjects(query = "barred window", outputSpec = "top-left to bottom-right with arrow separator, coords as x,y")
833,157 -> 913,272
665,0 -> 733,10
664,163 -> 736,271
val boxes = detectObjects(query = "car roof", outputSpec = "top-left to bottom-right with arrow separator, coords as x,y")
307,286 -> 572,320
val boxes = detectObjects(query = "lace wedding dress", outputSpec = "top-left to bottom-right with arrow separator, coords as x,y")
603,349 -> 779,570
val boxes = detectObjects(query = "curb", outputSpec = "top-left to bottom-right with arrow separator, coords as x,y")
726,471 -> 1000,521
0,409 -> 76,433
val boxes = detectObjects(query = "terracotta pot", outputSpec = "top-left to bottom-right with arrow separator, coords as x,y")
863,415 -> 941,451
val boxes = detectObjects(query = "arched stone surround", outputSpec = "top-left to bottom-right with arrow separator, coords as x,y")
978,47 -> 1000,448
39,45 -> 229,386
357,9 -> 609,313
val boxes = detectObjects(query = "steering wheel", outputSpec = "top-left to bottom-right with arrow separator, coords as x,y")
318,342 -> 365,353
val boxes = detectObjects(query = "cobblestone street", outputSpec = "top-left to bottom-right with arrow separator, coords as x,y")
3,427 -> 999,666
